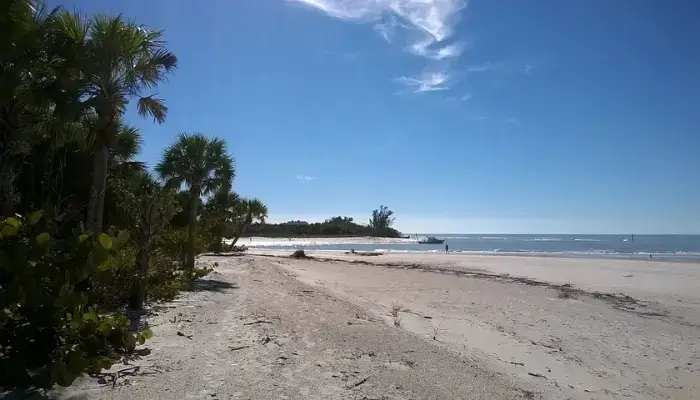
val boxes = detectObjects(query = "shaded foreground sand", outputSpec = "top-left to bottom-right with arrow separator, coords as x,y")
55,255 -> 530,400
250,251 -> 700,399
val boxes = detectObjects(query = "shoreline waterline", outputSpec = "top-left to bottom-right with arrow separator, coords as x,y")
231,234 -> 700,263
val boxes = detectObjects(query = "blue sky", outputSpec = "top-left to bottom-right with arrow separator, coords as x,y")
52,0 -> 700,234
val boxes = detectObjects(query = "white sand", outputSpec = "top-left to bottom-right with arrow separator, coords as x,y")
55,255 -> 529,400
252,250 -> 700,399
56,251 -> 700,399
251,250 -> 700,315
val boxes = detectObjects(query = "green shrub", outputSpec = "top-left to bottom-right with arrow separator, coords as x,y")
159,227 -> 208,269
145,250 -> 185,301
291,249 -> 307,259
0,212 -> 151,389
87,244 -> 139,309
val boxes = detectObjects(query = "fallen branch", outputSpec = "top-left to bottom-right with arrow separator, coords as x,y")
244,320 -> 273,326
508,361 -> 525,367
176,331 -> 193,340
96,365 -> 141,388
347,375 -> 370,389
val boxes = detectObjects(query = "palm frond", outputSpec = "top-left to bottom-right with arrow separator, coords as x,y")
111,123 -> 143,161
54,9 -> 88,42
136,95 -> 167,123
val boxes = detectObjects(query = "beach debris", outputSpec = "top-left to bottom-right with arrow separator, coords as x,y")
528,372 -> 547,379
243,319 -> 272,326
176,331 -> 193,340
261,335 -> 272,345
95,365 -> 141,388
508,361 -> 525,367
229,345 -> 249,351
346,375 -> 370,389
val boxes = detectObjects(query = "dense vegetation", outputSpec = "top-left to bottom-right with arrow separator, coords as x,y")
246,207 -> 401,238
0,0 -> 265,391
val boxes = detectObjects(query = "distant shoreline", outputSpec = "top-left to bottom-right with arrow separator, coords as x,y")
233,235 -> 700,263
241,234 -> 403,239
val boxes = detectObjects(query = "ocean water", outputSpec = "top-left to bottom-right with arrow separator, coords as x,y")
255,234 -> 700,262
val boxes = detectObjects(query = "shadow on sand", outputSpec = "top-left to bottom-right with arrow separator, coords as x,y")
187,279 -> 239,293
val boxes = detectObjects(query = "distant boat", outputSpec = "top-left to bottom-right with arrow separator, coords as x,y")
400,235 -> 411,239
418,236 -> 445,244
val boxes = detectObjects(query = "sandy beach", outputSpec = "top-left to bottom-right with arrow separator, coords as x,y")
56,250 -> 700,400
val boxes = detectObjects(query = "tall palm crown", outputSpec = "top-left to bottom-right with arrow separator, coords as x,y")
155,133 -> 234,195
80,14 -> 178,125
242,198 -> 268,225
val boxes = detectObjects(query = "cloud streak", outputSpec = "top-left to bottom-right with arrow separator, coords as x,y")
409,39 -> 466,60
295,174 -> 316,181
465,62 -> 534,75
394,72 -> 449,93
289,0 -> 466,43
288,0 -> 467,93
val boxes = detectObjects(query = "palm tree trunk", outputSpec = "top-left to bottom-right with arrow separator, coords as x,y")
214,193 -> 229,253
87,138 -> 109,233
228,215 -> 251,250
186,187 -> 200,272
0,162 -> 15,217
128,244 -> 150,331
228,225 -> 247,249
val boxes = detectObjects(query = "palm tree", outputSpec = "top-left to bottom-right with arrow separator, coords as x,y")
369,205 -> 395,235
124,173 -> 177,330
204,190 -> 239,252
76,14 -> 177,232
155,133 -> 234,272
229,197 -> 268,249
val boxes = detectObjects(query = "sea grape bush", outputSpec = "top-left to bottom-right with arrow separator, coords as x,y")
0,212 -> 152,389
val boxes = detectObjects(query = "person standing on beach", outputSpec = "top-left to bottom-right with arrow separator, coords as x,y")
445,244 -> 449,253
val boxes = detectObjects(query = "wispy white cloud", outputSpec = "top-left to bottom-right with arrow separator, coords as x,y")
289,0 -> 465,41
288,0 -> 468,89
374,15 -> 401,43
374,22 -> 393,43
506,117 -> 520,124
409,38 -> 466,60
295,174 -> 316,181
524,64 -> 534,74
395,72 -> 449,93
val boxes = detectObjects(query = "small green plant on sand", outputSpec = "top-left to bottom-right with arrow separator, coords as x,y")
432,320 -> 445,341
391,302 -> 403,327
291,249 -> 307,259
557,282 -> 577,299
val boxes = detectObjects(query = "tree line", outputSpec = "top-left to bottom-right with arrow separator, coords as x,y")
0,1 -> 266,391
246,206 -> 400,238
